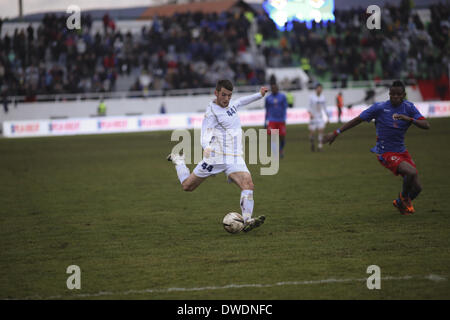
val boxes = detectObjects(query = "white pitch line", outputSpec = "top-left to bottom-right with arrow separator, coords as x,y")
5,274 -> 446,300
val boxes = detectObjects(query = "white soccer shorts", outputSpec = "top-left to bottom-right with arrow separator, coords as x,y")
309,119 -> 326,131
193,156 -> 250,179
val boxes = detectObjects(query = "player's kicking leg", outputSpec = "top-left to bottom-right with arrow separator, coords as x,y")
228,171 -> 265,233
167,153 -> 205,192
396,161 -> 422,214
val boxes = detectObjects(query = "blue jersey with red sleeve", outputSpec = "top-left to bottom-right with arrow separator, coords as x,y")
359,100 -> 425,154
265,93 -> 288,122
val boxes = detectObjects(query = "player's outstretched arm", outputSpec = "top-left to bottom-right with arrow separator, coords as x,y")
393,113 -> 430,129
235,87 -> 269,108
323,116 -> 364,145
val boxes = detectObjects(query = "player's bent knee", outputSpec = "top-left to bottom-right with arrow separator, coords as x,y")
243,180 -> 254,190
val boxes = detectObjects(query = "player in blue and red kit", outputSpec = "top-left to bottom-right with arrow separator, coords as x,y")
323,81 -> 430,215
265,82 -> 288,158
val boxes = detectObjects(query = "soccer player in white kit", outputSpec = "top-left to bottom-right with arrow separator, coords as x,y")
308,83 -> 329,152
168,80 -> 268,232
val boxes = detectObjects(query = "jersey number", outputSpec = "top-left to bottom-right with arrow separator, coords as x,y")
226,106 -> 237,117
201,162 -> 214,172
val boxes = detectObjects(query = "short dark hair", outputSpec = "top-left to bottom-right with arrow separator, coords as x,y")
216,79 -> 233,92
391,80 -> 405,92
269,74 -> 277,85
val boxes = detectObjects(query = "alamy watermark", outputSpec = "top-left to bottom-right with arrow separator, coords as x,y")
366,265 -> 381,289
170,128 -> 280,175
366,5 -> 381,30
66,265 -> 81,290
66,5 -> 81,30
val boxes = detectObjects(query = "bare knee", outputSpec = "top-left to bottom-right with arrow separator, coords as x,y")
229,172 -> 254,191
242,181 -> 254,190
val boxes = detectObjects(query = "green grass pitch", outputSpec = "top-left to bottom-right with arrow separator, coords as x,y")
0,118 -> 449,299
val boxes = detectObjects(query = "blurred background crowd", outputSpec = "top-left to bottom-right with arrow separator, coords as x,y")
0,0 -> 448,101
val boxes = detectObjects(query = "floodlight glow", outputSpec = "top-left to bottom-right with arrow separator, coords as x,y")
262,0 -> 335,30
311,9 -> 322,23
273,10 -> 288,27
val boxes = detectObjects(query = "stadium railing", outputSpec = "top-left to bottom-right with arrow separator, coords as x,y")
6,79 -> 412,104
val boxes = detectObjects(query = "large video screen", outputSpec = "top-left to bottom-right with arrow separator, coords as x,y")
262,0 -> 335,30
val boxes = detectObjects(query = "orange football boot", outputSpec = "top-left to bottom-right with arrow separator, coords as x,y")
399,192 -> 415,214
393,198 -> 411,215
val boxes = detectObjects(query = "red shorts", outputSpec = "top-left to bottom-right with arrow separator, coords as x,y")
267,121 -> 286,136
376,150 -> 417,176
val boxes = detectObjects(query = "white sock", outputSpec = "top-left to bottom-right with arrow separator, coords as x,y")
175,164 -> 190,184
240,189 -> 254,223
318,133 -> 323,148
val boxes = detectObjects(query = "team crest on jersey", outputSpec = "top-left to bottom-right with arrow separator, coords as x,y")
391,156 -> 399,161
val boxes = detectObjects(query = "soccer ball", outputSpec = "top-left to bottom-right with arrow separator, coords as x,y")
223,212 -> 244,234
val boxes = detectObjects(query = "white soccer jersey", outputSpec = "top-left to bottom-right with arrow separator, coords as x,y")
201,92 -> 262,161
308,93 -> 328,121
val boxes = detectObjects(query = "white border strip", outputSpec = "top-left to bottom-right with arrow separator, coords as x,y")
5,274 -> 446,300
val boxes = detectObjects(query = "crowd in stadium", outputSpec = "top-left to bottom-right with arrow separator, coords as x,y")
260,1 -> 449,87
0,1 -> 448,100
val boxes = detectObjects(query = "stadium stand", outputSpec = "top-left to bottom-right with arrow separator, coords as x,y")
257,1 -> 449,95
0,0 -> 448,102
